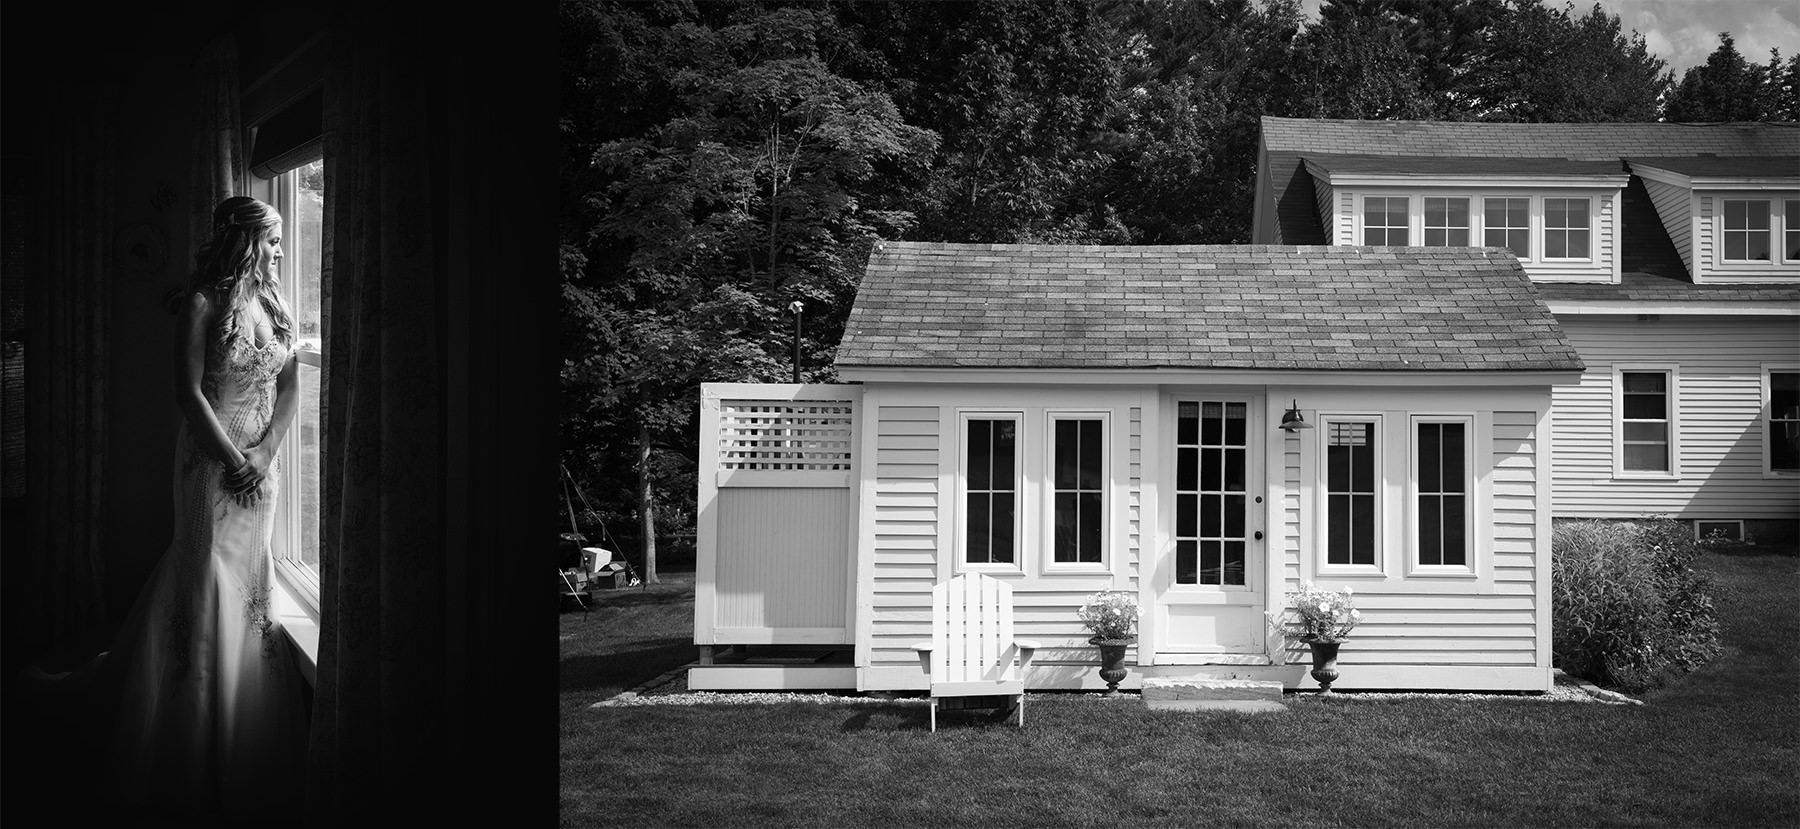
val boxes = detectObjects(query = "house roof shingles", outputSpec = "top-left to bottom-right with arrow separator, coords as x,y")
837,242 -> 1583,373
1303,154 -> 1627,178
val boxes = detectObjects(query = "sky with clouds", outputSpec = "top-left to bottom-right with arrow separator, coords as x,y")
1295,0 -> 1800,78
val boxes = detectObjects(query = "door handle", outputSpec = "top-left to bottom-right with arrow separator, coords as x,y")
1254,531 -> 1264,541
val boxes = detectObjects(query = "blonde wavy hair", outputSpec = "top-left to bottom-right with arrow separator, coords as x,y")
190,195 -> 295,346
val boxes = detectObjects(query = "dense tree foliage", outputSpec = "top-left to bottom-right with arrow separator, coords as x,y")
560,0 -> 1704,571
1662,34 -> 1800,122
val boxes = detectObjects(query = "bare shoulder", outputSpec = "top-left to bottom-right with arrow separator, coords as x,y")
179,287 -> 222,322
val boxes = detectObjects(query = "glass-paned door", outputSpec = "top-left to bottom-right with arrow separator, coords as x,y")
1156,396 -> 1264,658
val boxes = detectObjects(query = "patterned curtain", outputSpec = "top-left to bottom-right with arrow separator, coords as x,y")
306,7 -> 449,817
189,35 -> 246,261
22,79 -> 115,650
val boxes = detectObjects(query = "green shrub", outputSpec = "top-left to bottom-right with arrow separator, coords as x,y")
1551,517 -> 1723,693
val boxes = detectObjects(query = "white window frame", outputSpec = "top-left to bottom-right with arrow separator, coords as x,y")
1541,196 -> 1594,262
1695,520 -> 1745,543
1361,196 -> 1410,246
1169,398 -> 1257,592
1786,199 -> 1800,264
957,411 -> 1024,574
1763,364 -> 1800,478
1408,415 -> 1476,578
1711,193 -> 1800,272
1720,198 -> 1774,264
1614,364 -> 1680,479
1316,414 -> 1385,577
1044,411 -> 1110,573
1480,195 -> 1533,260
1422,196 -> 1471,248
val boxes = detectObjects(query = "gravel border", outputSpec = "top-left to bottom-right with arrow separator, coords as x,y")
589,667 -> 1640,708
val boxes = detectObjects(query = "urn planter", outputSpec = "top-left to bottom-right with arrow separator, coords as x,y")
1089,635 -> 1134,696
1307,640 -> 1342,694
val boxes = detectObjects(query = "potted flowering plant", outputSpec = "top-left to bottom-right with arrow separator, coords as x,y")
1273,582 -> 1360,693
1077,590 -> 1140,695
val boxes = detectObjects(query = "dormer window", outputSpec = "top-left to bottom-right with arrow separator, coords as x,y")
1424,197 -> 1470,247
1543,197 -> 1591,260
1364,196 -> 1409,245
1723,199 -> 1772,262
1482,197 -> 1530,258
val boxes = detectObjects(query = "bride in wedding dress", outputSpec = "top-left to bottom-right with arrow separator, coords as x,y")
74,195 -> 312,818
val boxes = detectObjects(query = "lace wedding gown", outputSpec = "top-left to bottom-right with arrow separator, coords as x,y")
104,312 -> 310,816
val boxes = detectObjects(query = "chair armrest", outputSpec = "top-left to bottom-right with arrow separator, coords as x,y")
1014,639 -> 1041,668
911,642 -> 933,674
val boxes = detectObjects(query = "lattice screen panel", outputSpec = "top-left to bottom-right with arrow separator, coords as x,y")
718,401 -> 855,471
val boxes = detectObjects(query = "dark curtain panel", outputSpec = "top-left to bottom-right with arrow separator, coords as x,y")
22,79 -> 115,654
306,4 -> 557,820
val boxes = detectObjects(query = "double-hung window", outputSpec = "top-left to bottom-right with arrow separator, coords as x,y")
962,415 -> 1019,568
1786,200 -> 1800,261
1414,419 -> 1471,570
266,157 -> 325,603
1618,367 -> 1676,476
1768,368 -> 1800,475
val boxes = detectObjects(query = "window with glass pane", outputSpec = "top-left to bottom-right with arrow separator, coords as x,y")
1621,372 -> 1670,472
1416,422 -> 1467,567
1052,417 -> 1104,564
965,418 -> 1017,565
1326,421 -> 1376,566
1175,401 -> 1248,586
1424,197 -> 1469,247
1363,197 -> 1409,246
1544,197 -> 1590,258
1771,372 -> 1799,472
1483,197 -> 1530,257
1722,199 -> 1772,262
1785,200 -> 1800,261
271,159 -> 324,581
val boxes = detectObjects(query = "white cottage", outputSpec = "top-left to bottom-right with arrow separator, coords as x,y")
694,243 -> 1583,693
1253,117 -> 1800,540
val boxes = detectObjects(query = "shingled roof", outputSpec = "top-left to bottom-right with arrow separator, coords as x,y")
836,242 -> 1583,373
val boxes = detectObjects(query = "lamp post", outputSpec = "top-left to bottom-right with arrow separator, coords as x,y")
790,300 -> 804,385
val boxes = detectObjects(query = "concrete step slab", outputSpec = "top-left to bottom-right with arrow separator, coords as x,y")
1143,698 -> 1289,713
1140,678 -> 1286,701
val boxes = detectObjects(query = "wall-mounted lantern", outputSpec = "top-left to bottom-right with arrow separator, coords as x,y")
1278,399 -> 1313,432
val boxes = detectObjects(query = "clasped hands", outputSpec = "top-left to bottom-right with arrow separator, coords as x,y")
224,444 -> 273,507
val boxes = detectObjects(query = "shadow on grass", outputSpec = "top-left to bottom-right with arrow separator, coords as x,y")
560,637 -> 692,695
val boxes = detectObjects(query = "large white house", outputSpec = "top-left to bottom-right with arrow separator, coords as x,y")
1254,117 -> 1800,538
687,118 -> 1800,696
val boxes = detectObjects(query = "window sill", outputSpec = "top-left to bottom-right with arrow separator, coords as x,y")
272,566 -> 320,687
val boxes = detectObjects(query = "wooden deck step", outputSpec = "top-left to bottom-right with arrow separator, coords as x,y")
1140,678 -> 1287,713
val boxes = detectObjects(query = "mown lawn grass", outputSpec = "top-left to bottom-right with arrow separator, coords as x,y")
560,551 -> 1799,828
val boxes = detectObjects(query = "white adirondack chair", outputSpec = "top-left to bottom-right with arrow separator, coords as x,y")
911,573 -> 1040,732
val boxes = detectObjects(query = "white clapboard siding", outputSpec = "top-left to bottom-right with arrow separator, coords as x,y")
869,405 -> 942,667
1641,177 -> 1694,277
1274,409 -> 1543,670
1551,316 -> 1800,518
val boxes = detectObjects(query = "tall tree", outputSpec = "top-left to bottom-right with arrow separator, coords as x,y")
561,0 -> 935,581
1472,1 -> 1668,122
1662,33 -> 1773,122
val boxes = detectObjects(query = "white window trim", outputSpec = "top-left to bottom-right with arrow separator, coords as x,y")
249,164 -> 323,684
1407,415 -> 1477,579
1479,195 -> 1534,262
1763,363 -> 1800,478
1360,195 -> 1411,246
956,411 -> 1024,574
1043,410 -> 1111,574
1422,196 -> 1472,248
1614,363 -> 1681,480
1316,413 -> 1386,578
1540,196 -> 1596,263
1695,520 -> 1745,543
1712,193 -> 1800,273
